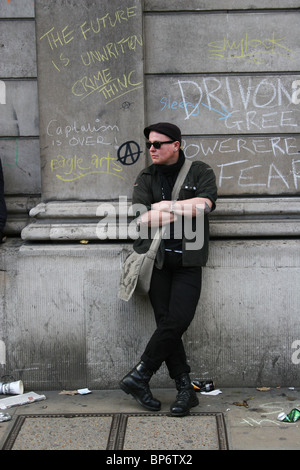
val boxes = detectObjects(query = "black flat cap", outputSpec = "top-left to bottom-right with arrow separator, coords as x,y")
144,122 -> 182,143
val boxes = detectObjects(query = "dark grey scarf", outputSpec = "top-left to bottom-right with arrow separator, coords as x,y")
155,150 -> 185,200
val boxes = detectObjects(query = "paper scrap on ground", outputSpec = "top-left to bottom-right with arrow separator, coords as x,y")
59,388 -> 91,396
201,389 -> 222,395
77,388 -> 91,395
0,392 -> 46,409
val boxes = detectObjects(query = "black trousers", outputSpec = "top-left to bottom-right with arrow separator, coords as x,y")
141,251 -> 202,379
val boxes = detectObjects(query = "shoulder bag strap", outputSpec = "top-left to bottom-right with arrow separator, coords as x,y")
171,158 -> 192,200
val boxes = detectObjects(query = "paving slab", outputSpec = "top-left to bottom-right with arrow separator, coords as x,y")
0,388 -> 299,451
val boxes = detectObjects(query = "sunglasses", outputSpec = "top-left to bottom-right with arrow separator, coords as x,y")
146,140 -> 175,149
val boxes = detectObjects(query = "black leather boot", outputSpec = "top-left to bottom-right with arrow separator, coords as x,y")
119,361 -> 161,412
170,373 -> 199,417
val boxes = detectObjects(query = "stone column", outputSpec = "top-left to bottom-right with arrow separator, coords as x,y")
22,0 -> 144,241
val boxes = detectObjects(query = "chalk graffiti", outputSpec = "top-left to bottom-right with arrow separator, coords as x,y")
240,402 -> 286,427
117,141 -> 141,165
46,118 -> 118,147
39,5 -> 143,105
50,152 -> 124,182
178,77 -> 296,121
80,34 -> 143,67
181,137 -> 300,191
47,116 -> 142,180
241,417 -> 281,427
183,136 -> 299,159
40,25 -> 75,51
79,7 -> 138,41
216,159 -> 299,190
39,7 -> 138,50
158,76 -> 300,133
71,68 -> 143,104
51,53 -> 70,72
160,93 -> 231,120
208,32 -> 296,64
121,101 -> 133,111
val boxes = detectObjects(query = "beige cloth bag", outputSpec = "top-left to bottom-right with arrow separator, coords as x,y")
118,160 -> 192,302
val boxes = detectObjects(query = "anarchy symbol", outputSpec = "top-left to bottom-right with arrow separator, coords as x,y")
117,141 -> 141,166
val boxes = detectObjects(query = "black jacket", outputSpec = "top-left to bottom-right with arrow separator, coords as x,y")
132,151 -> 218,267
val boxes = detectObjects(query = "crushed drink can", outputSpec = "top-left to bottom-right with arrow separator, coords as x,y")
192,379 -> 215,393
277,408 -> 300,423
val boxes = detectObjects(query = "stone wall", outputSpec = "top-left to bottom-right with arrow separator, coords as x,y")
0,0 -> 299,389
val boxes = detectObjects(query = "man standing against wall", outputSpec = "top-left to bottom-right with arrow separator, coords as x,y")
120,122 -> 217,416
